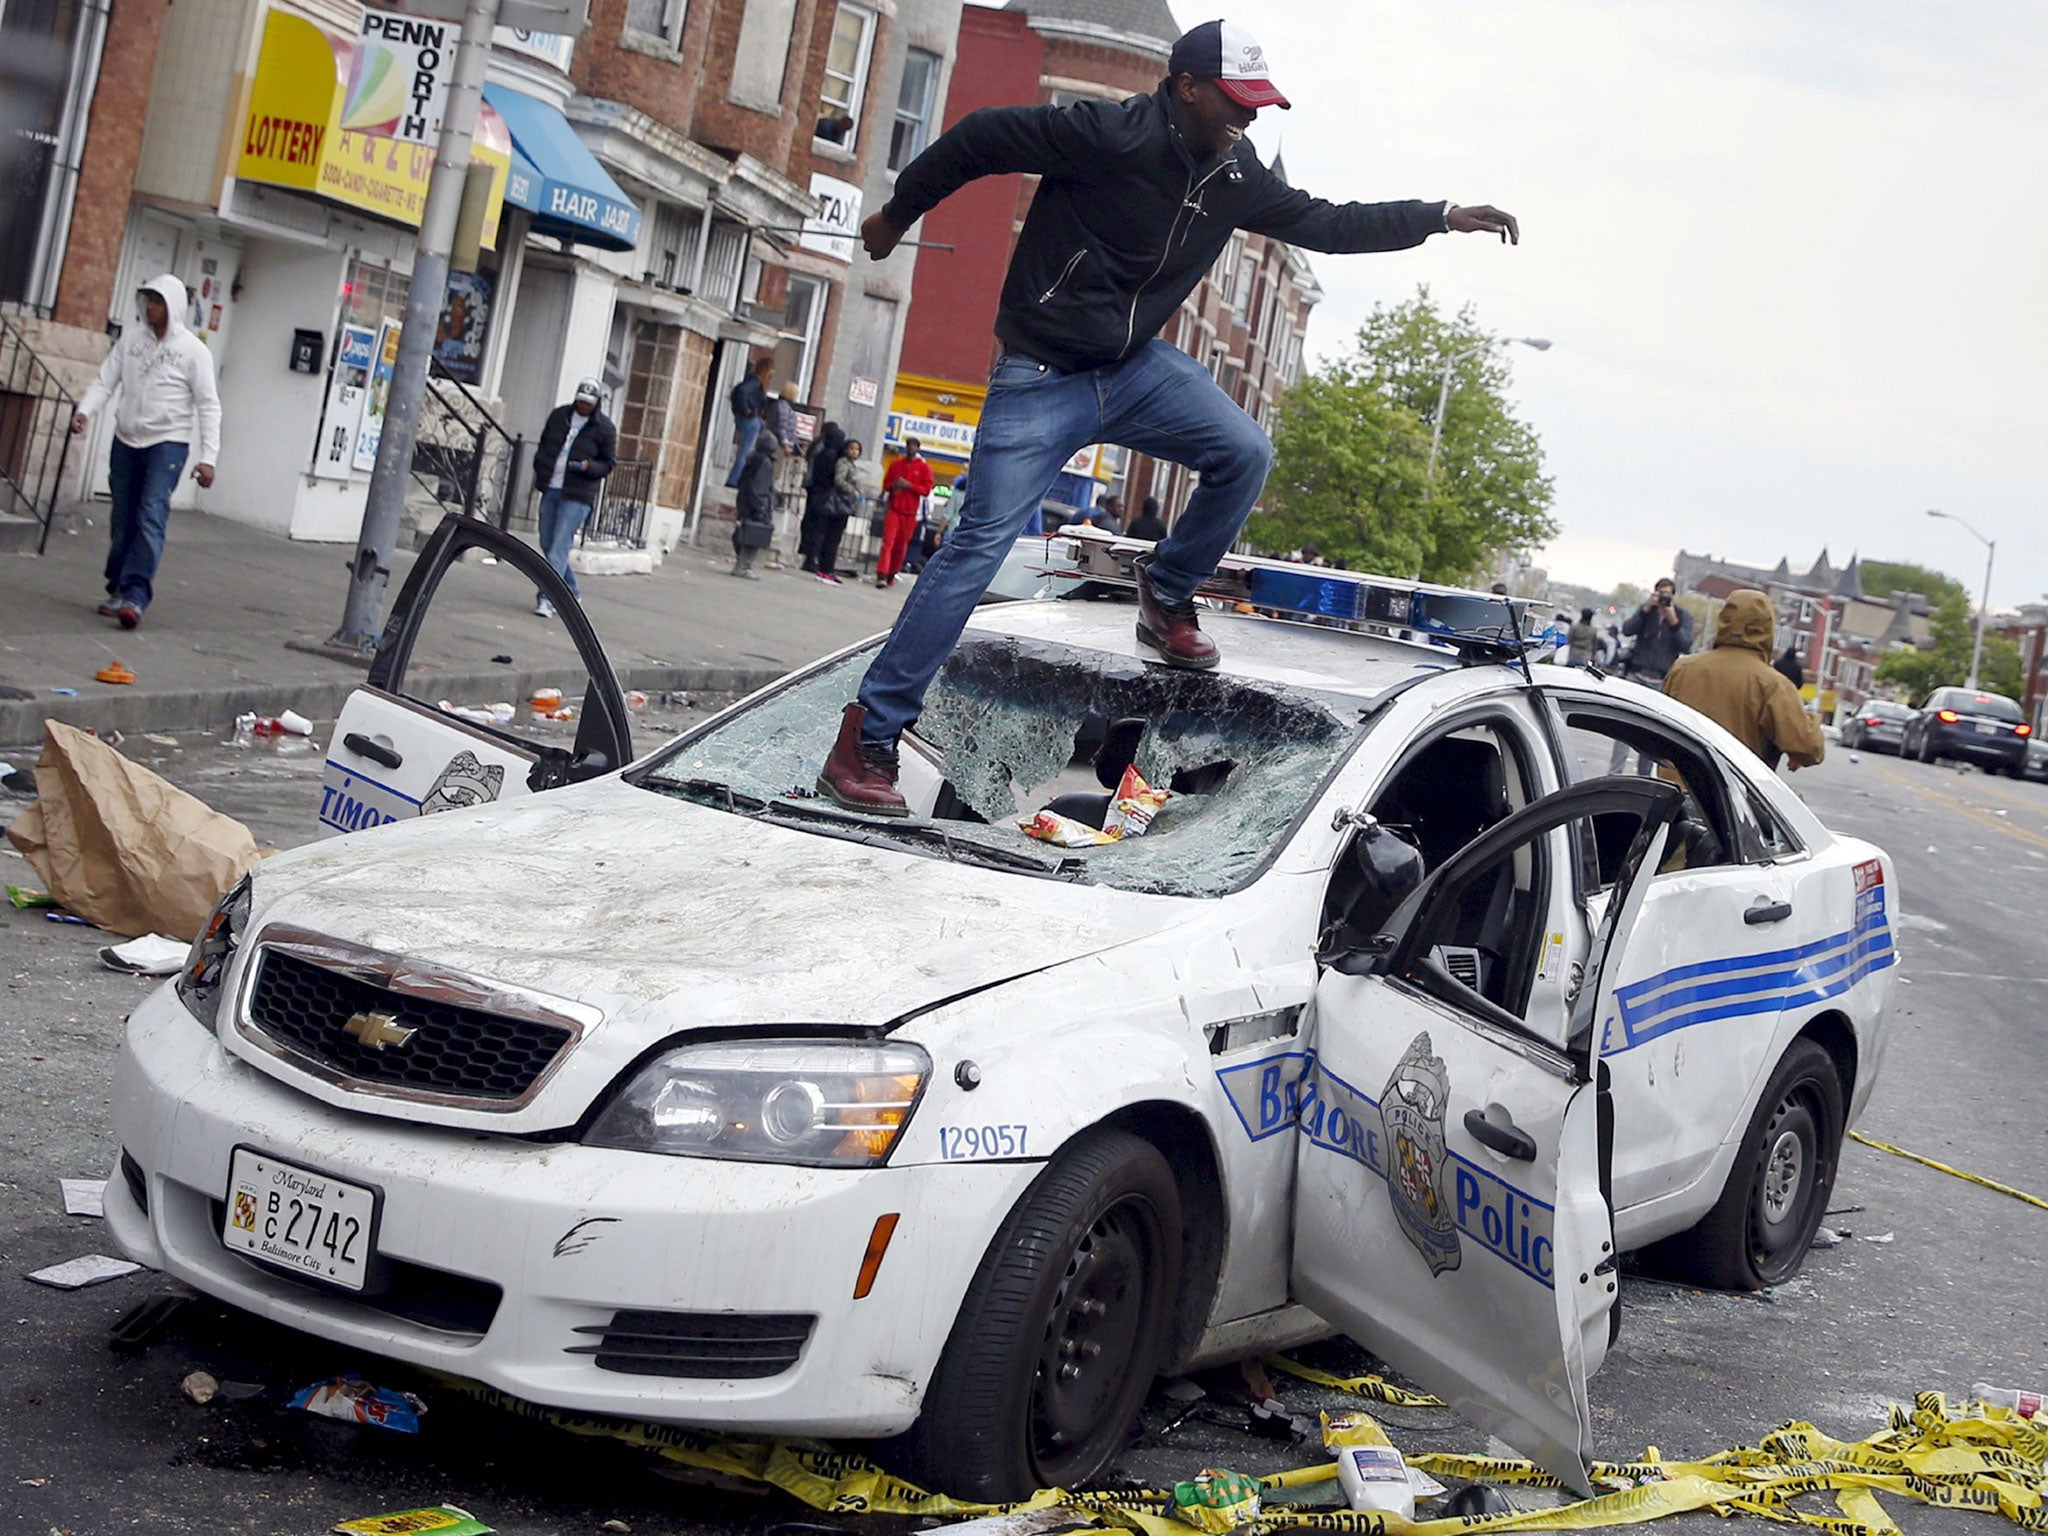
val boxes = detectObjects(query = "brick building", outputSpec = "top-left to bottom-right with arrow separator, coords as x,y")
889,0 -> 1318,522
2,0 -> 935,558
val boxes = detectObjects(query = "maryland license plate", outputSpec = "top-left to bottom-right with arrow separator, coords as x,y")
221,1148 -> 377,1291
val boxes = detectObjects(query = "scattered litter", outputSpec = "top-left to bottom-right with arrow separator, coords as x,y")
1020,809 -> 1117,847
913,1511 -> 1090,1536
531,687 -> 564,711
218,1380 -> 265,1401
144,734 -> 179,747
646,723 -> 679,735
278,709 -> 314,735
1926,845 -> 1938,853
275,736 -> 314,756
1848,752 -> 1860,764
1326,1411 -> 1414,1519
1163,1379 -> 1207,1404
108,1292 -> 190,1350
289,1374 -> 426,1432
536,706 -> 577,722
1865,1231 -> 1895,1244
1105,766 -> 1170,838
231,714 -> 257,748
7,883 -> 57,908
45,911 -> 94,926
20,1476 -> 47,1487
6,721 -> 261,940
1996,809 -> 2010,817
0,762 -> 36,797
1439,1484 -> 1511,1518
333,1507 -> 491,1535
600,1523 -> 633,1534
97,932 -> 189,975
26,1254 -> 141,1289
625,690 -> 648,710
96,728 -> 123,747
93,661 -> 136,685
1809,1226 -> 1845,1249
441,701 -> 515,726
1974,1382 -> 2046,1416
49,687 -> 78,696
182,1370 -> 219,1405
1170,1469 -> 1261,1531
59,1180 -> 105,1217
491,654 -> 513,664
1248,1399 -> 1314,1440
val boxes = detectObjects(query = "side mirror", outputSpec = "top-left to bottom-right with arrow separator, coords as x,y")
1319,823 -> 1425,968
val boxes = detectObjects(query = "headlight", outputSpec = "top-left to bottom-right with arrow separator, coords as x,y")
586,1038 -> 929,1167
175,877 -> 252,1028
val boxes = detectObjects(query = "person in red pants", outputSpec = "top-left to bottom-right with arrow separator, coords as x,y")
876,437 -> 934,587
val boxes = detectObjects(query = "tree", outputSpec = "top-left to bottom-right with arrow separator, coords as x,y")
1859,560 -> 1967,609
1257,288 -> 1555,582
1874,589 -> 2023,703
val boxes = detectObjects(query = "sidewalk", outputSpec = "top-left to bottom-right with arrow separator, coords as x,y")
0,510 -> 910,748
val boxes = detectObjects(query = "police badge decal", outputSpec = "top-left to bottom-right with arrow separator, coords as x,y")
419,750 -> 505,816
1380,1031 -> 1460,1276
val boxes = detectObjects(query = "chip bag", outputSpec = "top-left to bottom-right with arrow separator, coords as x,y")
1104,765 -> 1170,838
333,1510 -> 491,1536
1019,809 -> 1118,847
1170,1468 -> 1263,1532
289,1374 -> 426,1433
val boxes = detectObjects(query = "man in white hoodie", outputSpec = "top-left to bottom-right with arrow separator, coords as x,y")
70,274 -> 221,630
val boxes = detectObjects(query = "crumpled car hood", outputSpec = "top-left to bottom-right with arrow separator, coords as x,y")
231,777 -> 1188,1129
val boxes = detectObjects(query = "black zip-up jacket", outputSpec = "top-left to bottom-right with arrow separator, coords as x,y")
882,84 -> 1448,374
532,405 -> 617,503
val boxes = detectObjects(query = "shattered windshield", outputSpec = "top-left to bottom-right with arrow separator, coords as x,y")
636,634 -> 1365,897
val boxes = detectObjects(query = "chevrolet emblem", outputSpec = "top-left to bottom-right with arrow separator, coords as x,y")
342,1010 -> 416,1051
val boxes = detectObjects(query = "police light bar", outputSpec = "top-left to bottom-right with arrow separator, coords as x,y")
1040,528 -> 1544,658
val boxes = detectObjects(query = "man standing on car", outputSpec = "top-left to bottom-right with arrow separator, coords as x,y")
530,379 -> 616,619
818,19 -> 1519,811
1663,588 -> 1824,772
1610,577 -> 1695,770
70,274 -> 220,631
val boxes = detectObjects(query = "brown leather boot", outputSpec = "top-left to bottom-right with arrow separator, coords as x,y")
1135,557 -> 1219,669
817,703 -> 909,816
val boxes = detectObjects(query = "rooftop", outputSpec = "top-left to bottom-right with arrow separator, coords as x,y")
1006,0 -> 1183,51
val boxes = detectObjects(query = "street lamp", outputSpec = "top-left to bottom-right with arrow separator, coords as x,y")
1427,336 -> 1551,484
1927,507 -> 1995,690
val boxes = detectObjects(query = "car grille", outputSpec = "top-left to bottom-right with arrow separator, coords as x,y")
565,1310 -> 816,1378
245,949 -> 574,1105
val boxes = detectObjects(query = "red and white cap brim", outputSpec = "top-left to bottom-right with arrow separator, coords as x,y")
1216,75 -> 1290,110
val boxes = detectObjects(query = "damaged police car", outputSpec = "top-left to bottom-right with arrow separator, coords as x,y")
108,519 -> 1897,1499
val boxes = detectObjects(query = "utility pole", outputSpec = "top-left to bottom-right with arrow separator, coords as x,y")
329,0 -> 504,654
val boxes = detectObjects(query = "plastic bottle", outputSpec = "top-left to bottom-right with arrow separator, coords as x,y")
1324,1411 -> 1415,1520
1973,1382 -> 2047,1417
230,714 -> 257,749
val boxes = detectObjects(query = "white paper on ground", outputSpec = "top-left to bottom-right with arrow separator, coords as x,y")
60,1179 -> 106,1217
97,933 -> 190,975
27,1253 -> 141,1288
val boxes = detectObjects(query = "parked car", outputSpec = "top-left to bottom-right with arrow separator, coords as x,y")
1900,686 -> 2031,773
107,520 -> 1900,1501
2023,737 -> 2048,783
1838,700 -> 1912,754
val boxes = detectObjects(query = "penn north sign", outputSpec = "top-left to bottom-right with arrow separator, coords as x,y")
344,7 -> 455,146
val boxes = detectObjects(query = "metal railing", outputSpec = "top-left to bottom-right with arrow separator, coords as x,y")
0,312 -> 78,554
412,366 -> 523,529
580,458 -> 652,549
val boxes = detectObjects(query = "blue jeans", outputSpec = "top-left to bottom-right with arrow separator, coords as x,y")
104,438 -> 188,610
858,341 -> 1272,745
537,488 -> 591,600
723,415 -> 761,488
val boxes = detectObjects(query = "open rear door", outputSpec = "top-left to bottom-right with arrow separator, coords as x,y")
1292,778 -> 1681,1492
319,515 -> 632,835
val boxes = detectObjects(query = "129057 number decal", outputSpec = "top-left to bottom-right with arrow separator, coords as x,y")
937,1125 -> 1029,1159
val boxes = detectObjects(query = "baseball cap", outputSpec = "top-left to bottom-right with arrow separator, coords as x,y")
574,378 -> 601,401
1168,20 -> 1291,111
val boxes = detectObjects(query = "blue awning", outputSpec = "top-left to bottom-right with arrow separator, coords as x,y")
483,85 -> 642,252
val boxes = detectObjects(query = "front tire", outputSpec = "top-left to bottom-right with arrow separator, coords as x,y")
1645,1040 -> 1844,1290
890,1129 -> 1183,1500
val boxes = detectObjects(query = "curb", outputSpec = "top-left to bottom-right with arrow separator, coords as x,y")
0,663 -> 787,750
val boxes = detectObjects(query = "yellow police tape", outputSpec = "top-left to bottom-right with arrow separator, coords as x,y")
435,1376 -> 2048,1535
1848,1130 -> 2048,1213
1264,1355 -> 1447,1410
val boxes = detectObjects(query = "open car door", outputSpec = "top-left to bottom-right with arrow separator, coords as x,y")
319,515 -> 632,836
1292,777 -> 1683,1493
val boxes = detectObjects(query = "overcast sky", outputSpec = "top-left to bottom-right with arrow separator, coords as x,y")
977,1 -> 2048,606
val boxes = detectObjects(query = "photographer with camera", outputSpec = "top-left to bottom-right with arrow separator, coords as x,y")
1610,576 -> 1695,771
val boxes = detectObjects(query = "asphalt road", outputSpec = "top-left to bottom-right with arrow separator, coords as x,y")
3,728 -> 2044,1535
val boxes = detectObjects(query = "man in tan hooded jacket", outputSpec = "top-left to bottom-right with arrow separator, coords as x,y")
1663,588 -> 1825,770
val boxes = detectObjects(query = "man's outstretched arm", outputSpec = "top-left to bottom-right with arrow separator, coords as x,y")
865,102 -> 1108,258
1238,157 -> 1518,253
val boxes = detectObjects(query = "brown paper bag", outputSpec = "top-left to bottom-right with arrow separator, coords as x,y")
4,720 -> 263,940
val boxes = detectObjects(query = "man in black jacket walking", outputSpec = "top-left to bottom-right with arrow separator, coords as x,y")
530,379 -> 617,619
821,18 -> 1518,813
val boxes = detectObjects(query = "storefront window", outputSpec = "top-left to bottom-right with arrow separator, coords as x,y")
343,257 -> 410,334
